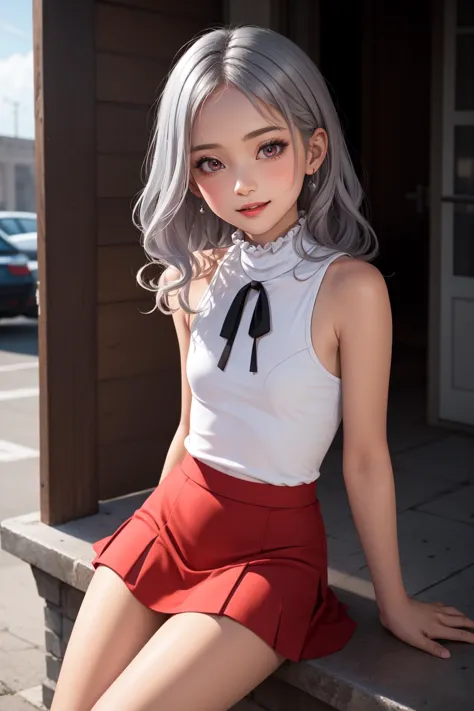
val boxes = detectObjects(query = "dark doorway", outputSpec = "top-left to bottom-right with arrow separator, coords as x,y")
320,0 -> 433,387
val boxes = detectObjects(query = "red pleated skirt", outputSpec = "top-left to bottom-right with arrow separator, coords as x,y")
91,453 -> 356,662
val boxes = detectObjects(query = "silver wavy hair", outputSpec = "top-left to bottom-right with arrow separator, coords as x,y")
135,25 -> 378,314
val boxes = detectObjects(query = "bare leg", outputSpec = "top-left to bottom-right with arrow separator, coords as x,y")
91,611 -> 286,711
50,565 -> 170,711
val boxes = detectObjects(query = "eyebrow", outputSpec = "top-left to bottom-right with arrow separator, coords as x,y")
190,125 -> 284,153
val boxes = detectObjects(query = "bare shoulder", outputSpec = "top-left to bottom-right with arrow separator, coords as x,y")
326,257 -> 391,330
327,255 -> 386,293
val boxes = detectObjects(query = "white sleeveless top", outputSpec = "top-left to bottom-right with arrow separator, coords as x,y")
184,215 -> 350,486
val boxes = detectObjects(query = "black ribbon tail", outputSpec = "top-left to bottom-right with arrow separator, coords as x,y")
250,339 -> 258,373
217,341 -> 233,371
217,283 -> 252,372
248,287 -> 270,373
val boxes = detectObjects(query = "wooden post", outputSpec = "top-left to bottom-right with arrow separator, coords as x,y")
34,0 -> 97,523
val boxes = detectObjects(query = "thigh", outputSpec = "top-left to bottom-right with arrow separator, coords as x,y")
91,612 -> 286,711
50,565 -> 170,711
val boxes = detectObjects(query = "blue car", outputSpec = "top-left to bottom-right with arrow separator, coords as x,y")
0,232 -> 36,321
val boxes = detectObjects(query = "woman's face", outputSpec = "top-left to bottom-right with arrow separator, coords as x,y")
189,85 -> 323,243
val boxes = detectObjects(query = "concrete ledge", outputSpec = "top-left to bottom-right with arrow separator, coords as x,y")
1,500 -> 472,711
0,492 -> 149,592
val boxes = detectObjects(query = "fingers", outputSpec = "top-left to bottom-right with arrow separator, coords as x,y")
438,612 -> 474,630
417,635 -> 451,659
441,605 -> 471,618
432,625 -> 474,644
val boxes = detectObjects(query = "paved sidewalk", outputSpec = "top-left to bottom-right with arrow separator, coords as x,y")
0,552 -> 45,710
0,687 -> 45,711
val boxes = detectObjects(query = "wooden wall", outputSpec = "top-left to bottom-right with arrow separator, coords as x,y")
96,0 -> 222,499
36,0 -> 221,523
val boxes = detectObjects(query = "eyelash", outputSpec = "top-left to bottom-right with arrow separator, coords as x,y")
193,138 -> 290,175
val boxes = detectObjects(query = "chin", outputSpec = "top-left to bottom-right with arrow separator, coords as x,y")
233,212 -> 286,235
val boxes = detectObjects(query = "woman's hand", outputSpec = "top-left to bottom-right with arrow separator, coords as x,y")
379,597 -> 474,659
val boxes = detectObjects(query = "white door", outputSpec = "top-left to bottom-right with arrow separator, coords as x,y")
432,0 -> 474,426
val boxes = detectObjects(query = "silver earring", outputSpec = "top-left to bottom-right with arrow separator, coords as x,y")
309,171 -> 317,188
199,202 -> 205,214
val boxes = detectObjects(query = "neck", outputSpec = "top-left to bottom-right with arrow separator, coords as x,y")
242,205 -> 300,247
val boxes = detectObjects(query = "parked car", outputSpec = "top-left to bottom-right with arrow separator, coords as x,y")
5,231 -> 37,275
0,233 -> 36,321
0,226 -> 38,318
0,212 -> 38,315
8,233 -> 38,317
0,212 -> 37,285
0,213 -> 38,318
0,211 -> 37,237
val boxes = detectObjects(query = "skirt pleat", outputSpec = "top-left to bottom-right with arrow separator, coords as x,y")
91,453 -> 357,662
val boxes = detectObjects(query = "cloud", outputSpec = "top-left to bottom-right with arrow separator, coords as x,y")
0,21 -> 30,40
0,50 -> 34,139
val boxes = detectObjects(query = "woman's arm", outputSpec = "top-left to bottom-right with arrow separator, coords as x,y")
334,259 -> 474,659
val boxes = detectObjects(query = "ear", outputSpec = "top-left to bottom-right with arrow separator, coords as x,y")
188,174 -> 201,198
305,128 -> 328,176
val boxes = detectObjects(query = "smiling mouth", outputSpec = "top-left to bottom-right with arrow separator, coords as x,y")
237,201 -> 270,212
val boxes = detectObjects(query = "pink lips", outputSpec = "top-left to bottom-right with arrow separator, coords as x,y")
237,201 -> 270,218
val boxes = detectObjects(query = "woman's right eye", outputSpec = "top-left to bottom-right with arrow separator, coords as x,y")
195,157 -> 224,174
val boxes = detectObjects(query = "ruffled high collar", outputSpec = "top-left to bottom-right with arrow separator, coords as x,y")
230,212 -> 315,280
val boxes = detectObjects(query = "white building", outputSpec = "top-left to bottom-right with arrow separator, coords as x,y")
0,135 -> 36,212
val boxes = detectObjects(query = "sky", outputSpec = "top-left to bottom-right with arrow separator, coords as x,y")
0,0 -> 34,139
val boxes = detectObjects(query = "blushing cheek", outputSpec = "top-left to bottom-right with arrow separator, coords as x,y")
267,159 -> 298,194
198,177 -> 230,213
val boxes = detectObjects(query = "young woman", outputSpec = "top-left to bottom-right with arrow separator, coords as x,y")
50,25 -> 474,711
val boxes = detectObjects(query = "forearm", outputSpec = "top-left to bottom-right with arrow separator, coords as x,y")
158,423 -> 189,484
343,455 -> 407,614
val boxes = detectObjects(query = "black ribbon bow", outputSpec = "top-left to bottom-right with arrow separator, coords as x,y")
218,280 -> 270,373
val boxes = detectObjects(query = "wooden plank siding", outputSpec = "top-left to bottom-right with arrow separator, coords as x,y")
94,0 -> 221,499
100,0 -> 222,21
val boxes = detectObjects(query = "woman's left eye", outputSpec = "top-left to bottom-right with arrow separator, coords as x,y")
258,141 -> 288,159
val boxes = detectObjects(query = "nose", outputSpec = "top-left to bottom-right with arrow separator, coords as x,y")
234,174 -> 257,196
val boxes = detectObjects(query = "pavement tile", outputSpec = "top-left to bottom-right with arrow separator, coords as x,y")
17,686 -> 45,710
0,554 -> 45,649
0,370 -> 38,393
386,419 -> 447,455
416,483 -> 474,526
349,510 -> 474,596
0,632 -> 44,695
0,460 -> 40,521
0,407 -> 39,453
392,466 -> 459,512
326,534 -> 367,579
392,436 -> 474,484
318,482 -> 352,529
0,632 -> 31,653
414,563 -> 474,619
325,516 -> 359,549
0,694 -> 39,711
